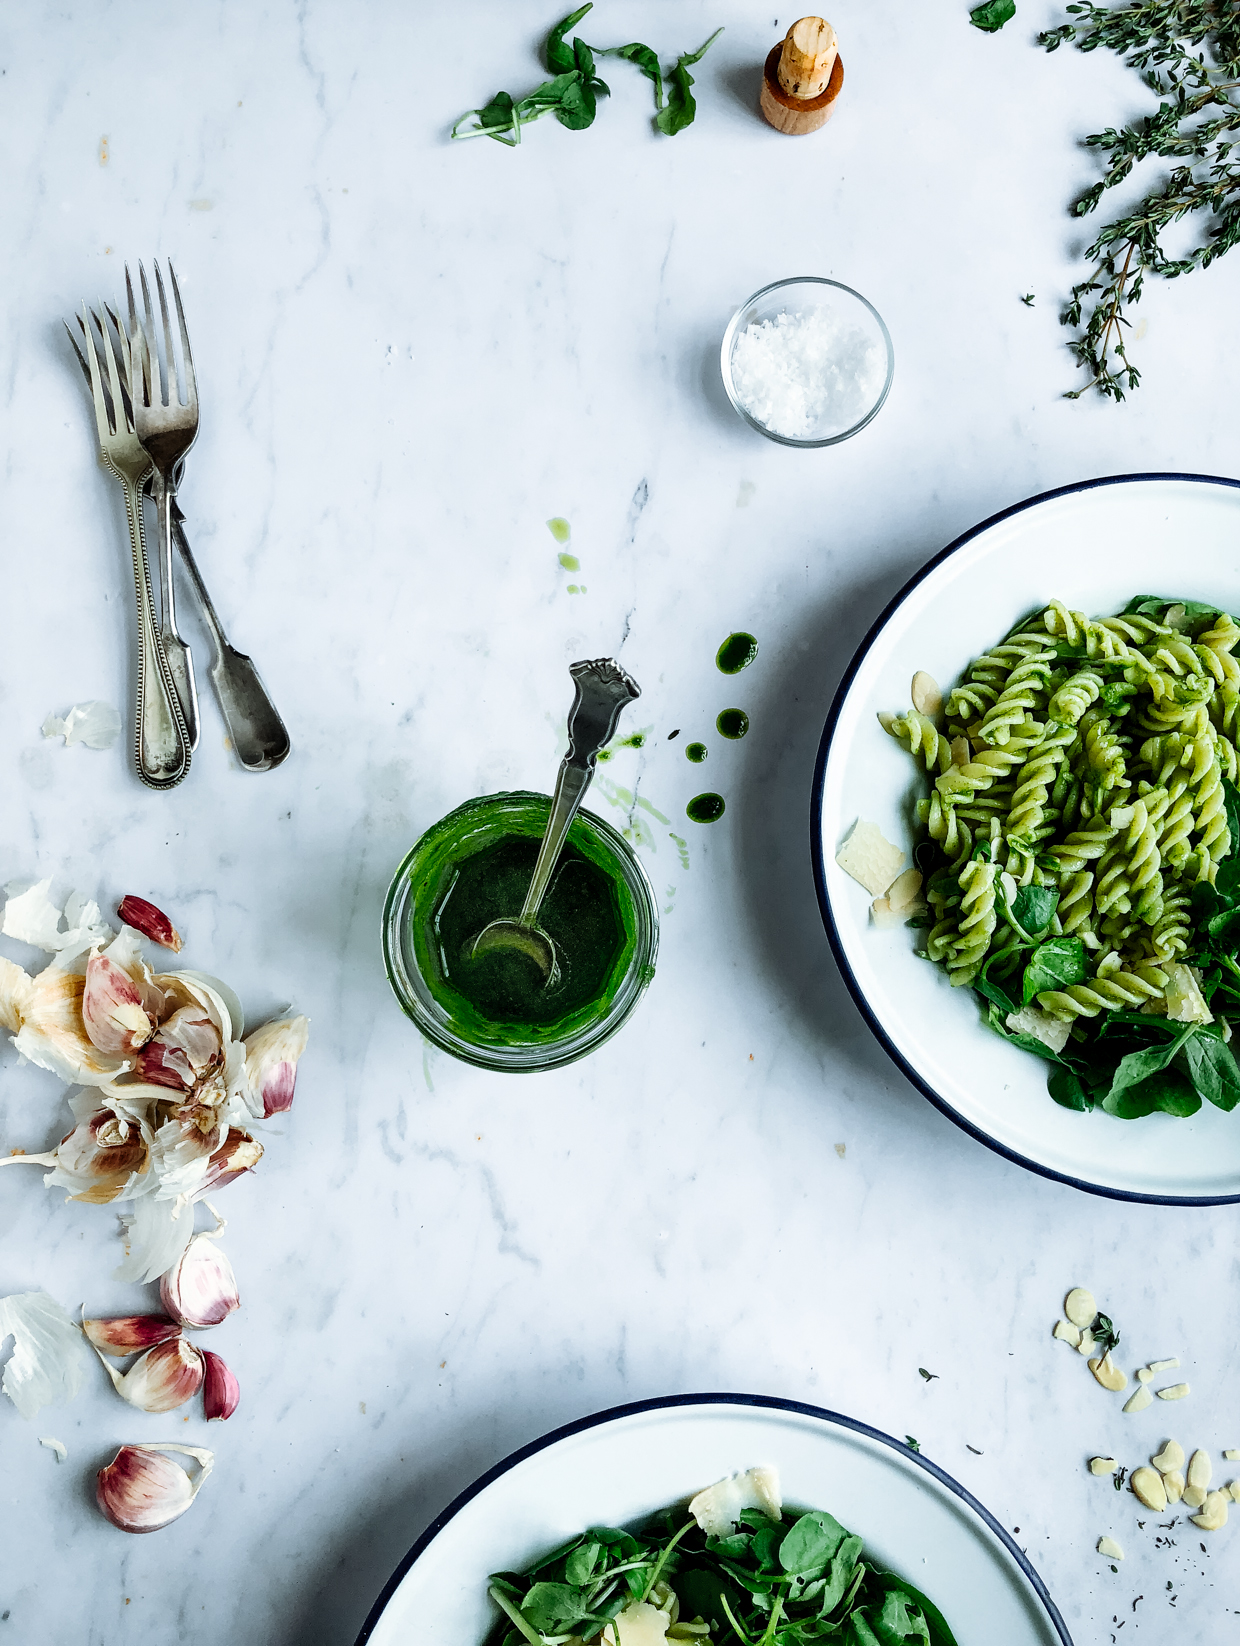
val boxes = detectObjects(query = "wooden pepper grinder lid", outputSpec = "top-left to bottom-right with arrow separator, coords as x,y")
760,17 -> 843,135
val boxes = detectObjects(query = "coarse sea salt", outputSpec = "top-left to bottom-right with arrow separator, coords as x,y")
730,307 -> 884,441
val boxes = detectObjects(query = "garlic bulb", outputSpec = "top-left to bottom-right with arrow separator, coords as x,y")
202,1350 -> 240,1421
96,1443 -> 213,1533
82,1314 -> 180,1356
160,1234 -> 240,1328
96,1336 -> 204,1412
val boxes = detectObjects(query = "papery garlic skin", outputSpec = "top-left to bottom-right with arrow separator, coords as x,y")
11,967 -> 130,1087
97,1336 -> 204,1413
160,1235 -> 240,1329
242,1014 -> 309,1117
117,896 -> 183,953
0,956 -> 34,1035
82,1314 -> 180,1356
202,1351 -> 240,1421
96,1443 -> 213,1533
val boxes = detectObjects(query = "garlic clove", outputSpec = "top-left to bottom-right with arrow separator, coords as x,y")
82,1314 -> 180,1356
96,1336 -> 204,1412
195,1130 -> 264,1198
82,954 -> 154,1055
202,1350 -> 239,1421
160,1235 -> 239,1329
117,896 -> 183,953
96,1442 -> 212,1533
242,1013 -> 310,1117
46,1107 -> 151,1205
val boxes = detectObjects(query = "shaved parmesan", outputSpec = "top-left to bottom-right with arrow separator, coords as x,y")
689,1466 -> 782,1538
836,821 -> 905,897
39,1435 -> 67,1463
1166,964 -> 1212,1025
0,1292 -> 89,1421
42,700 -> 122,750
1005,1005 -> 1071,1054
604,1601 -> 672,1646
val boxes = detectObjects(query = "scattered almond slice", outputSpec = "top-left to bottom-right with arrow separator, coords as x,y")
1148,1358 -> 1179,1373
1157,1383 -> 1190,1401
1190,1489 -> 1229,1531
836,821 -> 905,897
1123,1384 -> 1153,1413
1053,1319 -> 1082,1348
1224,1449 -> 1240,1461
1077,1329 -> 1095,1358
1097,1535 -> 1124,1561
1228,1482 -> 1240,1503
1089,1457 -> 1118,1476
910,671 -> 942,718
1187,1448 -> 1212,1492
1152,1440 -> 1184,1474
1182,1483 -> 1207,1510
38,1436 -> 67,1463
1136,1366 -> 1154,1384
1130,1467 -> 1167,1512
1163,1470 -> 1185,1504
1064,1288 -> 1096,1329
1089,1352 -> 1127,1392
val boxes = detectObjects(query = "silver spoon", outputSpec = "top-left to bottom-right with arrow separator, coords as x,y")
471,657 -> 640,986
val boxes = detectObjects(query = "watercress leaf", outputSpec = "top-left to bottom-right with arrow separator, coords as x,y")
654,29 -> 721,135
1217,777 -> 1240,897
573,37 -> 595,77
1011,884 -> 1057,935
564,1543 -> 600,1585
1106,1024 -> 1196,1105
707,1533 -> 752,1559
1022,937 -> 1087,1005
846,1611 -> 886,1646
748,1523 -> 784,1570
1125,596 -> 1228,621
595,40 -> 663,105
673,1564 -> 752,1631
780,1509 -> 848,1574
1147,1066 -> 1202,1116
555,74 -> 598,129
1182,1029 -> 1240,1110
869,1574 -> 959,1646
874,1587 -> 931,1644
546,3 -> 593,73
477,90 -> 517,131
1048,1066 -> 1091,1110
1206,906 -> 1240,952
969,0 -> 1016,31
521,1582 -> 589,1631
737,1508 -> 776,1532
975,958 -> 1019,1015
819,1536 -> 864,1615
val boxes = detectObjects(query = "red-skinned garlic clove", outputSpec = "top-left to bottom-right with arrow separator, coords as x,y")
81,954 -> 154,1055
242,1014 -> 309,1116
160,1235 -> 240,1328
82,1314 -> 180,1357
96,1442 -> 212,1533
117,896 -> 184,953
202,1350 -> 240,1420
196,1131 -> 264,1197
96,1335 -> 204,1412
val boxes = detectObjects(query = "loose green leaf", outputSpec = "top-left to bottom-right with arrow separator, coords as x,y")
520,1582 -> 589,1632
905,1435 -> 921,1452
564,1542 -> 601,1585
780,1510 -> 848,1575
656,28 -> 723,135
970,0 -> 1016,31
1022,937 -> 1087,1006
918,1368 -> 939,1382
546,4 -> 593,72
592,40 -> 663,105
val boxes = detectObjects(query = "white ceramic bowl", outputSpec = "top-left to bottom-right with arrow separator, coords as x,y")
355,1394 -> 1069,1646
812,473 -> 1240,1205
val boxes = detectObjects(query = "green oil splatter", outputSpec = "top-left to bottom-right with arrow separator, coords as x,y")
717,632 -> 758,674
558,551 -> 580,571
547,517 -> 571,545
668,832 -> 690,870
687,793 -> 725,824
685,742 -> 707,763
716,709 -> 749,740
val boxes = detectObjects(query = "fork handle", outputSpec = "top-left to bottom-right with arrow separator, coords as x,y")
120,475 -> 191,789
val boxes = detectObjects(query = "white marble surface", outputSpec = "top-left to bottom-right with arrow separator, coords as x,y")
1,2 -> 1238,1642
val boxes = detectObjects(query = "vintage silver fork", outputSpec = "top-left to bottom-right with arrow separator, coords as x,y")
74,305 -> 191,789
131,261 -> 201,750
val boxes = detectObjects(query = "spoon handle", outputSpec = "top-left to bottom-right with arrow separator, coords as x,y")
518,657 -> 641,928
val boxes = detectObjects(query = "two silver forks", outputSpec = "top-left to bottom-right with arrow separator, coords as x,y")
69,263 -> 290,788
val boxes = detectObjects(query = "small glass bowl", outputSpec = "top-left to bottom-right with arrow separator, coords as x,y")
720,276 -> 895,448
382,791 -> 659,1073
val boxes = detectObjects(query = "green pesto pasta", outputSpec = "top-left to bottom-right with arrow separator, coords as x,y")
882,598 -> 1240,1034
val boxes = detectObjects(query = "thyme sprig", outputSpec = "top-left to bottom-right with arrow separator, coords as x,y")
1041,2 -> 1240,399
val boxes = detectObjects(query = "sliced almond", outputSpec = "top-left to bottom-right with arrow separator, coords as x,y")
1148,1358 -> 1179,1373
1136,1366 -> 1154,1384
1077,1329 -> 1096,1357
1190,1489 -> 1229,1531
1123,1384 -> 1153,1413
1187,1448 -> 1212,1492
911,671 -> 942,718
1182,1483 -> 1207,1510
1097,1535 -> 1124,1560
1089,1457 -> 1118,1476
1130,1466 -> 1168,1512
1152,1440 -> 1184,1474
870,896 -> 902,930
1223,1449 -> 1240,1461
1065,1288 -> 1096,1329
1157,1383 -> 1190,1401
1163,1470 -> 1185,1504
1053,1319 -> 1082,1348
1229,1482 -> 1240,1503
1090,1352 -> 1128,1392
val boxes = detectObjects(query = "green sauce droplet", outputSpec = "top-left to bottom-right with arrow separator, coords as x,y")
685,742 -> 708,763
716,709 -> 749,740
558,551 -> 580,571
547,517 -> 571,545
687,793 -> 725,824
716,632 -> 758,674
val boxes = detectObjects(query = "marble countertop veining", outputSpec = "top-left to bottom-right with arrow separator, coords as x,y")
1,2 -> 1238,1643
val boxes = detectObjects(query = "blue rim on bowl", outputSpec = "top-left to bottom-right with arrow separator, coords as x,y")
354,1391 -> 1073,1646
810,471 -> 1240,1208
720,276 -> 895,449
